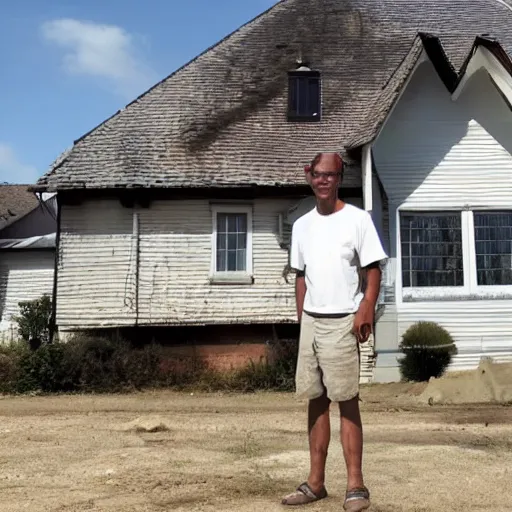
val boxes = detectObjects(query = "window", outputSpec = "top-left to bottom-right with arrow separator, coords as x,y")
211,205 -> 253,284
288,69 -> 321,121
400,213 -> 463,287
399,210 -> 512,299
474,212 -> 512,286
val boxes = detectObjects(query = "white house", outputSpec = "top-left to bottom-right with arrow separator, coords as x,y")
31,0 -> 512,380
0,185 -> 57,341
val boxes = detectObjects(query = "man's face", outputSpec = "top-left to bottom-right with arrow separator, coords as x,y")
306,154 -> 342,201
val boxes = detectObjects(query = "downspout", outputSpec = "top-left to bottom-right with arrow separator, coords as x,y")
49,194 -> 61,342
133,211 -> 140,326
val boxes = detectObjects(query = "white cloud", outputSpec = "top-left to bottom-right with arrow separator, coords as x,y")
0,143 -> 39,184
41,18 -> 157,98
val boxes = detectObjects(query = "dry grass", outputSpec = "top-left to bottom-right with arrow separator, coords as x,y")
0,386 -> 511,511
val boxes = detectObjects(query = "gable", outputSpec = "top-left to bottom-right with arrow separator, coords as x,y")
373,62 -> 512,209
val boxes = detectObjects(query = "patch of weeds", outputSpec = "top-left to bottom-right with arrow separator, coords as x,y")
227,431 -> 262,458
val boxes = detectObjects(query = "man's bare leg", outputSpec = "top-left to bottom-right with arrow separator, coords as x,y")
307,392 -> 331,493
339,396 -> 365,490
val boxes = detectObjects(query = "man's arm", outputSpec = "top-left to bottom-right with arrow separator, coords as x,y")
361,261 -> 381,309
354,261 -> 382,343
295,269 -> 307,323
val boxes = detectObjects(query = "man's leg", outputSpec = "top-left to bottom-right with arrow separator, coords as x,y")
338,396 -> 365,490
307,391 -> 331,493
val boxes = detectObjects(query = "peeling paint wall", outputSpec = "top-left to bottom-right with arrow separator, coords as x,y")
0,251 -> 55,341
57,198 -> 298,329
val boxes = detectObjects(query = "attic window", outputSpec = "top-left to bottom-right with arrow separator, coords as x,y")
288,67 -> 321,122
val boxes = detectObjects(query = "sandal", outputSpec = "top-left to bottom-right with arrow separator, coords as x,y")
281,482 -> 328,506
343,486 -> 370,511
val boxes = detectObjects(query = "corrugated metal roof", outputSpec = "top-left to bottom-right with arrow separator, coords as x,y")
0,233 -> 56,250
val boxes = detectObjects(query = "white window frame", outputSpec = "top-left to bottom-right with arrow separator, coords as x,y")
470,209 -> 512,296
210,205 -> 253,285
397,207 -> 512,302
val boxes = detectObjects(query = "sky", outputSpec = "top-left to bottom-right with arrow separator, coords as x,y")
0,0 -> 277,184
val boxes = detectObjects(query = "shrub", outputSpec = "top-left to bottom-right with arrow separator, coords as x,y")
398,321 -> 457,382
0,342 -> 28,393
60,334 -> 163,392
0,331 -> 299,395
15,342 -> 66,393
13,295 -> 52,348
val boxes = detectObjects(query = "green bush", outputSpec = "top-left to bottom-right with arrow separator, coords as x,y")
60,334 -> 163,392
0,342 -> 27,393
0,332 -> 299,395
398,321 -> 457,382
16,342 -> 66,393
13,295 -> 52,347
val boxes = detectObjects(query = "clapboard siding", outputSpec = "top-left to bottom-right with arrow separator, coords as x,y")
398,301 -> 512,370
371,60 -> 512,374
57,200 -> 136,327
0,251 -> 54,341
373,63 -> 512,211
137,199 -> 295,325
57,198 -> 297,328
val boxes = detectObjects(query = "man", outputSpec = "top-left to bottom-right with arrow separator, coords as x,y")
282,152 -> 387,511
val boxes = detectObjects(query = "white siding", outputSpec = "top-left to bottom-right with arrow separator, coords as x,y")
398,301 -> 512,370
0,251 -> 54,341
137,199 -> 295,325
372,60 -> 512,370
374,63 -> 512,210
58,198 -> 296,328
58,200 -> 135,328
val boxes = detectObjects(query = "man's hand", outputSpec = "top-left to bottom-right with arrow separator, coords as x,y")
353,298 -> 374,344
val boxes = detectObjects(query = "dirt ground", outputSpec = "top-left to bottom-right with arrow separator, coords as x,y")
0,384 -> 511,512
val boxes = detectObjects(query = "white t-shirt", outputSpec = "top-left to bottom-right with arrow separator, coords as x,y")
290,204 -> 388,315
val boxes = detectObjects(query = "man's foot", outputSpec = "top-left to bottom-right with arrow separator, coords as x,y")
281,482 -> 328,506
343,486 -> 370,511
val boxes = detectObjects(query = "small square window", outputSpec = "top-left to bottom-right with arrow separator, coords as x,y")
211,205 -> 253,284
288,70 -> 321,122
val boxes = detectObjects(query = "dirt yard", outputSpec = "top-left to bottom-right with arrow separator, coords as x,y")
0,384 -> 511,512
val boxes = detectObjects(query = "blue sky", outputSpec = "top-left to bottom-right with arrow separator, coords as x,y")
0,0 -> 277,184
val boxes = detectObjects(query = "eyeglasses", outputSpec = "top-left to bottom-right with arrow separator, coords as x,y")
310,170 -> 342,181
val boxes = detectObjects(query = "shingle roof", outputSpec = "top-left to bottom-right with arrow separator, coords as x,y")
34,0 -> 512,192
0,185 -> 39,231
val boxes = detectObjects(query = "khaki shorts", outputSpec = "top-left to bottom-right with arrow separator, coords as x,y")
295,312 -> 360,402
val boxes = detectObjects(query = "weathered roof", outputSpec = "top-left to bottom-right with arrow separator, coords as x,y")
0,185 -> 39,231
348,33 -> 512,149
0,233 -> 56,250
34,0 -> 512,192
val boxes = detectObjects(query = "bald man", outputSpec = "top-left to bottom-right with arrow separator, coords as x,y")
282,153 -> 387,511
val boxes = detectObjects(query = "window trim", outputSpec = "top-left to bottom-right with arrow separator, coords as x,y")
397,208 -> 512,302
287,70 -> 321,122
210,205 -> 253,285
471,210 -> 512,292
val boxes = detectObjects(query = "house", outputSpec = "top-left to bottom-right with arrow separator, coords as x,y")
31,0 -> 512,381
0,185 -> 57,341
